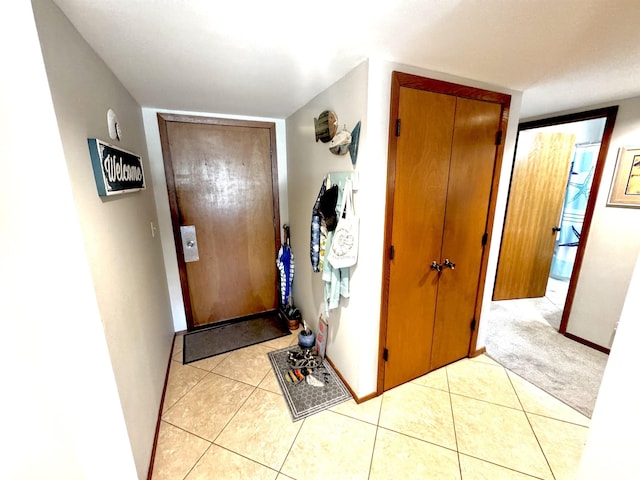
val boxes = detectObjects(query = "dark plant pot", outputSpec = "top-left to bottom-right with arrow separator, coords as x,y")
280,307 -> 300,330
298,329 -> 315,349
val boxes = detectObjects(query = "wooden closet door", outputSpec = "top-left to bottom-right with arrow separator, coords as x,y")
383,87 -> 456,391
430,98 -> 503,370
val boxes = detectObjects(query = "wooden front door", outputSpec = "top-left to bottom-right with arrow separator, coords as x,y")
158,114 -> 280,329
381,73 -> 510,392
493,132 -> 575,301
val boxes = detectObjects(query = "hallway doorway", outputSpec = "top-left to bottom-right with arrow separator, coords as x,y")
492,107 -> 618,338
485,107 -> 618,415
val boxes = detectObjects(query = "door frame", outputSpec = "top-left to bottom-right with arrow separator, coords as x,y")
157,113 -> 281,330
505,107 -> 618,344
377,72 -> 511,393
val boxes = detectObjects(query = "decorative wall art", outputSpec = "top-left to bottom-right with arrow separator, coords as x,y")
88,138 -> 145,196
314,110 -> 338,143
607,145 -> 640,207
314,110 -> 361,165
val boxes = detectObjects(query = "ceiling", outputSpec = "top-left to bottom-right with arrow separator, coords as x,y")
52,0 -> 640,119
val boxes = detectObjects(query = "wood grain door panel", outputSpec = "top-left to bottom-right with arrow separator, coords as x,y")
493,131 -> 575,300
160,116 -> 279,328
430,98 -> 502,370
384,87 -> 456,390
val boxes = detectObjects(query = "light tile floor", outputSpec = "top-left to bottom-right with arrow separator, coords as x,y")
151,333 -> 590,479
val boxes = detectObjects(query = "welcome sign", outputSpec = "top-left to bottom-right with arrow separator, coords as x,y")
88,138 -> 146,196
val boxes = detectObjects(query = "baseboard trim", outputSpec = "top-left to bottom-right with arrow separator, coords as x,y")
470,346 -> 487,358
325,355 -> 379,404
146,333 -> 176,480
564,332 -> 611,354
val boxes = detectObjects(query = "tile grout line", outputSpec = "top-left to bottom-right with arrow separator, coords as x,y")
366,393 -> 386,479
458,452 -> 548,480
505,365 -> 558,480
211,384 -> 260,446
445,367 -> 463,480
212,444 -> 281,477
180,442 -> 214,480
161,361 -> 212,418
276,415 -> 306,477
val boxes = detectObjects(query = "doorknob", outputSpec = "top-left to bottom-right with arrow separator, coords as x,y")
444,259 -> 456,269
430,261 -> 442,272
552,226 -> 561,233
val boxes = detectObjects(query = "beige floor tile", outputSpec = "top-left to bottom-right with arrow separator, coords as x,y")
446,359 -> 521,409
172,348 -> 183,362
173,333 -> 184,355
163,373 -> 254,441
260,333 -> 298,350
507,371 -> 591,427
280,410 -> 377,480
257,368 -> 283,395
163,360 -> 209,413
451,394 -> 553,479
459,454 -> 542,479
215,388 -> 302,470
379,381 -> 457,450
151,421 -> 210,480
528,413 -> 589,480
329,395 -> 382,425
468,353 -> 502,367
188,351 -> 231,373
370,427 -> 461,480
184,444 -> 278,480
275,475 -> 296,480
212,343 -> 274,386
411,366 -> 449,391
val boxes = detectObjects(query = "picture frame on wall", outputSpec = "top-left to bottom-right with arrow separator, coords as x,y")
607,145 -> 640,208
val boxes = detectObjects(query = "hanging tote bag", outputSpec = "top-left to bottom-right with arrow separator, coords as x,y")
327,179 -> 359,268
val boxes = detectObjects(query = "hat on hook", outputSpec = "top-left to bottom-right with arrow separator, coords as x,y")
329,129 -> 352,155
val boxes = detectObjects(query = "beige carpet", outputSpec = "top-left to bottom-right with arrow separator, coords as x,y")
485,294 -> 608,418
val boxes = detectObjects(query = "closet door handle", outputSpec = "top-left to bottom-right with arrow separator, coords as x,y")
444,259 -> 456,269
430,261 -> 442,272
552,226 -> 561,233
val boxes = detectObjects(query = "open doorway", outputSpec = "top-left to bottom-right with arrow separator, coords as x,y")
485,107 -> 617,417
493,107 -> 618,338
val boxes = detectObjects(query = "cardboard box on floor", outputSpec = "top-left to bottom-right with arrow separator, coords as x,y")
316,310 -> 328,358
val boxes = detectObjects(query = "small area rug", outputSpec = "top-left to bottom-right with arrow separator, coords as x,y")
268,346 -> 352,421
183,312 -> 290,364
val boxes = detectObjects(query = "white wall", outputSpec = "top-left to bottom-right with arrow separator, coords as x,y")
560,97 -> 640,348
286,61 -> 371,395
32,0 -> 175,477
142,109 -> 288,332
577,249 -> 640,478
0,2 -> 136,478
286,58 -> 522,398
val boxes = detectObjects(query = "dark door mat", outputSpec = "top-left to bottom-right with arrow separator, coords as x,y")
267,346 -> 352,421
183,312 -> 290,364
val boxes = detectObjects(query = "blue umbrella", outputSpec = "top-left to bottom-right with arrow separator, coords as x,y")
277,225 -> 294,306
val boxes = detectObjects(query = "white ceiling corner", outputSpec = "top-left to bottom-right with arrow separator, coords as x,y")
51,0 -> 640,119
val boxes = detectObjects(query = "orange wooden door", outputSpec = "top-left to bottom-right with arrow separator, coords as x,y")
159,115 -> 280,328
493,131 -> 575,300
383,87 -> 456,391
430,98 -> 502,370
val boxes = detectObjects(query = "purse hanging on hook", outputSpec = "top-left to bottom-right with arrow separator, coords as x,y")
327,179 -> 359,268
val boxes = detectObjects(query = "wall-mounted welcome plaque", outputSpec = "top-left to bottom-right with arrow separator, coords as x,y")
88,138 -> 145,196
